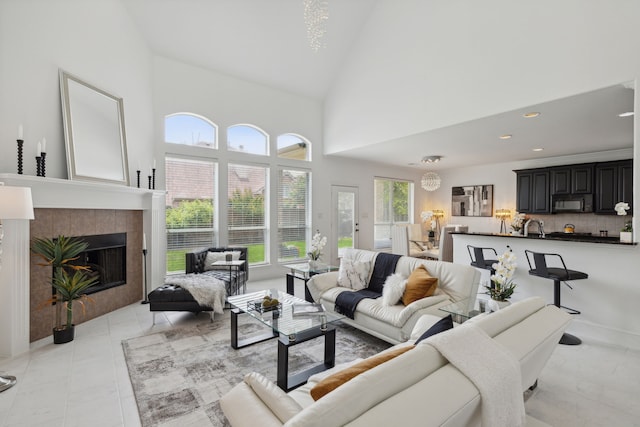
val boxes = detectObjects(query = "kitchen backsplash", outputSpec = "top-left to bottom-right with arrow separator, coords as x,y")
527,213 -> 630,236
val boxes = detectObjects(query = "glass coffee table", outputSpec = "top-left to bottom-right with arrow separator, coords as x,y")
285,262 -> 339,302
227,289 -> 344,391
438,298 -> 482,324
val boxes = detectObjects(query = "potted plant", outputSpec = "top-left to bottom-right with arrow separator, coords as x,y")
484,246 -> 517,309
615,202 -> 633,243
32,235 -> 98,344
510,212 -> 527,235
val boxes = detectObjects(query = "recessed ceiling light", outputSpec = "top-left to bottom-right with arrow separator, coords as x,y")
523,112 -> 540,118
618,111 -> 635,117
532,148 -> 544,152
499,134 -> 512,140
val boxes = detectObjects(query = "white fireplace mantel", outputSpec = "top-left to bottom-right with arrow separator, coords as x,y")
0,173 -> 166,358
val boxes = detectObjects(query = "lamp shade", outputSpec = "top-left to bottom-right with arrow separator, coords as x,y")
0,185 -> 35,220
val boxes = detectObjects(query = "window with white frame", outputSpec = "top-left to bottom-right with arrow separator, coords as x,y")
228,163 -> 268,264
373,178 -> 413,249
165,157 -> 217,273
277,169 -> 311,261
228,124 -> 268,155
165,113 -> 217,148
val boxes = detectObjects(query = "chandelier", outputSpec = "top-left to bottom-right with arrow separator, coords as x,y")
421,172 -> 441,191
303,0 -> 329,52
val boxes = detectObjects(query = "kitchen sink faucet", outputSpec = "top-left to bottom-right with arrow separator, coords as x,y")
524,219 -> 545,238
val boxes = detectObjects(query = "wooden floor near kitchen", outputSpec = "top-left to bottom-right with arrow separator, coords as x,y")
1,277 -> 639,427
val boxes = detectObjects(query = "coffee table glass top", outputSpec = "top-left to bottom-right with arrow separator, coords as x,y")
227,289 -> 344,337
438,298 -> 482,323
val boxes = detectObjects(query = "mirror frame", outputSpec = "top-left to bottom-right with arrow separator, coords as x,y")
59,70 -> 130,186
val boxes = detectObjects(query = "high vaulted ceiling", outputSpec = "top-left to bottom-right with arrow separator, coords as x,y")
123,0 -> 634,170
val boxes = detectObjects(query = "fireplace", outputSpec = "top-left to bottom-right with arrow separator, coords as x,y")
63,232 -> 127,295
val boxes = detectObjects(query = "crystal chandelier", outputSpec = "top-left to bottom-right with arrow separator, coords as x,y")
421,172 -> 441,191
303,0 -> 329,52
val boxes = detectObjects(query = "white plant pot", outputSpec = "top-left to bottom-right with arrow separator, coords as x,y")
620,231 -> 632,243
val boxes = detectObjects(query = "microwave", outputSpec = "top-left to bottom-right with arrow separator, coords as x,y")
551,194 -> 594,213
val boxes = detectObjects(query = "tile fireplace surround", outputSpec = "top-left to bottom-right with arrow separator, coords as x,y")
0,174 -> 165,358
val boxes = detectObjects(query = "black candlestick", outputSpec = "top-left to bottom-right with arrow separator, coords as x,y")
148,175 -> 152,190
152,168 -> 156,190
136,170 -> 141,188
40,152 -> 46,177
17,140 -> 23,174
141,248 -> 149,304
36,156 -> 42,176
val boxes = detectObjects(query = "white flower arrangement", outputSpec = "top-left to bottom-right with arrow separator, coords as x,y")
485,246 -> 517,301
510,212 -> 527,232
307,231 -> 327,261
420,210 -> 434,222
615,202 -> 630,216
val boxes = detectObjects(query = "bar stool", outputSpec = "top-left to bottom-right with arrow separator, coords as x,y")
524,250 -> 587,345
467,245 -> 498,274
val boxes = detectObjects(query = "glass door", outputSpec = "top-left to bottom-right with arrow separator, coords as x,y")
331,185 -> 359,263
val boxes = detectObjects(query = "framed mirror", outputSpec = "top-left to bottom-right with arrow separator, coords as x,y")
59,70 -> 130,185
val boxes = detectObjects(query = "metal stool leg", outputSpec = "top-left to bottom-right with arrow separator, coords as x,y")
553,279 -> 582,345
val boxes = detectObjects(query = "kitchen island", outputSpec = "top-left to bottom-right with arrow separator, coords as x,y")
451,232 -> 640,349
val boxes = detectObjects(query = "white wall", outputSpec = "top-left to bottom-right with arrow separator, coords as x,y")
0,0 -> 154,181
325,0 -> 640,154
153,56 -> 419,280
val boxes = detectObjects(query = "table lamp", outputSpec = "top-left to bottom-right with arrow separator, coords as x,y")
495,209 -> 511,234
0,184 -> 35,393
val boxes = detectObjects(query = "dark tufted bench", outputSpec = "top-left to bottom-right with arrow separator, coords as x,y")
148,247 -> 249,323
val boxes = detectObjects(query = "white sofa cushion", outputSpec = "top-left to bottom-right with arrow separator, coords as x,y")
243,372 -> 302,423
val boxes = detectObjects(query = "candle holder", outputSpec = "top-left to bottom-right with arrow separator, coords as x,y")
40,152 -> 46,177
148,175 -> 152,190
136,170 -> 141,188
141,248 -> 149,304
17,139 -> 24,174
35,156 -> 42,177
152,168 -> 156,190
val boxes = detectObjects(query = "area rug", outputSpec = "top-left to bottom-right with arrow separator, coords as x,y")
122,311 -> 392,427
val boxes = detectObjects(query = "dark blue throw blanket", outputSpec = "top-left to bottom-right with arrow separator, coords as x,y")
334,253 -> 402,319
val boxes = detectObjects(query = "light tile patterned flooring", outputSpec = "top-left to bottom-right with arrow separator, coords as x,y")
1,277 -> 639,427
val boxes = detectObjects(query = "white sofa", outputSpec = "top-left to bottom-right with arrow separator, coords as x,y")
220,297 -> 569,427
306,249 -> 481,344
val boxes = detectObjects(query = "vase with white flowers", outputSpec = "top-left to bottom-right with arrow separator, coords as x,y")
615,202 -> 633,242
485,246 -> 517,303
307,231 -> 327,269
510,212 -> 527,235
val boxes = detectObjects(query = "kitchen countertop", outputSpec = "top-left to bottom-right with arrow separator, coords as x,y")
451,231 -> 636,245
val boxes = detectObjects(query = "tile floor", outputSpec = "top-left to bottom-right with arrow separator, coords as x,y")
0,277 -> 639,427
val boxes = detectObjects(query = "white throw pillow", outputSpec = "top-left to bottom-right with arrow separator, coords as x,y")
337,258 -> 370,290
204,250 -> 242,271
381,273 -> 407,306
244,372 -> 302,423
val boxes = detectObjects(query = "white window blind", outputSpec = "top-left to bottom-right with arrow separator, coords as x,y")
277,169 -> 310,261
165,157 -> 217,273
228,163 -> 268,264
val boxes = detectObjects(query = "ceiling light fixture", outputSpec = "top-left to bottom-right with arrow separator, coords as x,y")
532,148 -> 544,152
303,0 -> 329,52
421,172 -> 441,192
421,155 -> 442,164
523,112 -> 541,118
618,111 -> 635,117
499,134 -> 512,140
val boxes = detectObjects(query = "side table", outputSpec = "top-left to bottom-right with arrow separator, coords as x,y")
285,262 -> 338,302
211,260 -> 246,295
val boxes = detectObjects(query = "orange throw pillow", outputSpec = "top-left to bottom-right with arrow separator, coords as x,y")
310,345 -> 415,401
402,265 -> 438,305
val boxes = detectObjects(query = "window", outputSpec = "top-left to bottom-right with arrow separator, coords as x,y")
373,178 -> 413,249
228,124 -> 268,155
165,113 -> 217,148
165,157 -> 217,273
277,134 -> 310,161
228,163 -> 268,264
277,169 -> 311,261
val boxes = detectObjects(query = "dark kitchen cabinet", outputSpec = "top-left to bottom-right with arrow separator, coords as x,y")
516,169 -> 550,213
595,159 -> 633,214
550,164 -> 593,195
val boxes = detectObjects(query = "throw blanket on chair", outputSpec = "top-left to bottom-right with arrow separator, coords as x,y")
164,274 -> 226,314
334,253 -> 401,319
425,323 -> 526,427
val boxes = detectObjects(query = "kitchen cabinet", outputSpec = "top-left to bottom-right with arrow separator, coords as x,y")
595,159 -> 633,214
550,164 -> 594,195
516,169 -> 549,213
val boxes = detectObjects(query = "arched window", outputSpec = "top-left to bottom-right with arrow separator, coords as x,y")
165,113 -> 217,148
277,133 -> 311,161
227,124 -> 268,155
